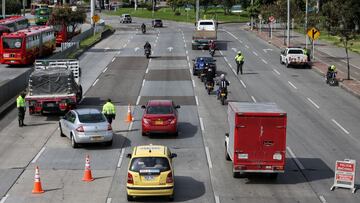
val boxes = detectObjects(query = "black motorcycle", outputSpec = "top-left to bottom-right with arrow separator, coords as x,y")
205,80 -> 214,95
219,88 -> 227,105
209,48 -> 215,57
326,71 -> 338,86
145,48 -> 151,58
142,27 -> 146,34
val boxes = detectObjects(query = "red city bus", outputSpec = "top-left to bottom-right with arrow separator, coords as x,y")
0,16 -> 29,32
1,26 -> 56,65
54,23 -> 81,46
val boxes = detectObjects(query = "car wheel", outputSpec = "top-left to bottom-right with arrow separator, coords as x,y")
105,139 -> 113,146
174,131 -> 178,137
192,68 -> 196,76
280,57 -> 283,64
142,131 -> 146,136
225,144 -> 231,161
269,173 -> 278,179
127,194 -> 134,201
71,134 -> 79,148
59,123 -> 65,137
168,194 -> 174,201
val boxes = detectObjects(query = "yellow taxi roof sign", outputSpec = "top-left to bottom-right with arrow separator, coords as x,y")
307,27 -> 320,41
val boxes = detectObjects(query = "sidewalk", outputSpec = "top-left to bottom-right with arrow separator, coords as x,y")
250,27 -> 360,99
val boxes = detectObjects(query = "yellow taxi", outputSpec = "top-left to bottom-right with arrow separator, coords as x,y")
126,144 -> 177,201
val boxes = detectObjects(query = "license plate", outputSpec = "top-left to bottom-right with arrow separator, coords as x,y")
143,175 -> 154,181
46,103 -> 55,107
221,93 -> 226,96
91,136 -> 104,141
155,120 -> 163,125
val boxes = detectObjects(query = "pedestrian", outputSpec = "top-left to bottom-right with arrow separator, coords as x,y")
102,99 -> 116,125
17,92 -> 26,127
235,51 -> 245,75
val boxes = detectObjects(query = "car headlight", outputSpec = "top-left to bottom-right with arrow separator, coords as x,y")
273,153 -> 282,160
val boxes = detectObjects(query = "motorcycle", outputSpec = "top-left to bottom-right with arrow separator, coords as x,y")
209,48 -> 215,57
326,71 -> 338,86
218,88 -> 227,105
145,48 -> 151,58
141,27 -> 146,34
205,80 -> 214,95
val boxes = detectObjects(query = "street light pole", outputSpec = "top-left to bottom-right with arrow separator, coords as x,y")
305,0 -> 308,49
2,0 -> 5,19
90,0 -> 95,26
250,0 -> 253,30
196,0 -> 199,22
152,0 -> 154,18
135,0 -> 137,11
287,0 -> 290,46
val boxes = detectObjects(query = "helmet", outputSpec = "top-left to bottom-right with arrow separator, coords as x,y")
220,74 -> 225,79
331,65 -> 336,69
210,40 -> 214,43
199,57 -> 204,61
237,51 -> 242,55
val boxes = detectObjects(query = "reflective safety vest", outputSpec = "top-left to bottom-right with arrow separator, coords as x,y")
16,96 -> 25,108
102,102 -> 116,115
235,54 -> 244,62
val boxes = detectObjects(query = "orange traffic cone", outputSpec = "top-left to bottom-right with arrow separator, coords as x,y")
125,104 -> 133,123
32,166 -> 44,194
82,155 -> 94,182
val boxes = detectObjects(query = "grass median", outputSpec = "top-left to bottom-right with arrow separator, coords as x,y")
104,7 -> 249,23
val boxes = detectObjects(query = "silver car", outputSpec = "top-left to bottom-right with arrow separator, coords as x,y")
59,108 -> 113,148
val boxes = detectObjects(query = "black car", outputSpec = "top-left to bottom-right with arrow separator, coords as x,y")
152,19 -> 163,27
192,57 -> 217,76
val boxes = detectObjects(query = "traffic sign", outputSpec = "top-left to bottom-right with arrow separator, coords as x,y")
92,15 -> 100,24
307,27 -> 320,41
268,16 -> 275,23
185,7 -> 190,11
331,159 -> 357,193
258,14 -> 262,20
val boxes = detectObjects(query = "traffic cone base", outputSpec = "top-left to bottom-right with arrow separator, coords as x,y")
82,170 -> 94,182
125,104 -> 133,123
32,182 -> 44,194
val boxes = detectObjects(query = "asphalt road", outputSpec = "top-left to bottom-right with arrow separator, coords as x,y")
0,16 -> 359,203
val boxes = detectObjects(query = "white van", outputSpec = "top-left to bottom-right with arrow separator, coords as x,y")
196,20 -> 217,31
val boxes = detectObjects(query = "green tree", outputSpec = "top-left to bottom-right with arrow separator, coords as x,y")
49,6 -> 86,36
322,0 -> 360,80
0,0 -> 22,15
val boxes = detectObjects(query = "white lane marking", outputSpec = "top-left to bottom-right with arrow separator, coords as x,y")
307,98 -> 320,109
273,69 -> 280,75
186,50 -> 188,55
239,40 -> 243,43
104,47 -> 110,51
117,148 -> 125,168
261,59 -> 268,64
31,147 -> 46,163
188,62 -> 191,68
286,147 -> 305,170
224,57 -> 229,62
128,121 -> 133,131
195,96 -> 199,106
263,48 -> 273,53
331,119 -> 350,134
288,81 -> 297,89
92,79 -> 99,87
219,50 -> 223,55
0,194 -> 9,203
319,195 -> 327,203
106,198 -> 112,203
232,68 -> 237,75
136,96 -> 141,105
117,51 -> 121,55
102,67 -> 108,73
231,48 -> 237,52
240,80 -> 247,88
228,63 -> 233,68
111,58 -> 115,62
187,56 -> 190,61
205,146 -> 213,169
251,96 -> 257,103
252,51 -> 258,56
149,58 -> 152,63
202,50 -> 204,53
224,30 -> 239,40
145,68 -> 149,73
341,60 -> 360,71
245,45 -> 249,49
189,68 -> 193,75
215,195 -> 220,203
142,79 -> 145,87
123,44 -> 127,48
184,43 -> 187,48
199,117 -> 205,131
192,79 -> 196,87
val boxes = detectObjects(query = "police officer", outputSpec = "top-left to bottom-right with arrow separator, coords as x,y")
235,51 -> 245,75
102,99 -> 116,125
17,92 -> 26,127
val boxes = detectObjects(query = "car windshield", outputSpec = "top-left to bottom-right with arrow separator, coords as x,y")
2,37 -> 23,49
146,106 -> 173,114
124,15 -> 130,18
199,22 -> 214,25
288,49 -> 304,54
197,57 -> 214,63
78,113 -> 106,123
130,157 -> 170,172
155,20 -> 161,22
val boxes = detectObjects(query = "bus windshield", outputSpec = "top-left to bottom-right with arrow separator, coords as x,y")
3,38 -> 23,49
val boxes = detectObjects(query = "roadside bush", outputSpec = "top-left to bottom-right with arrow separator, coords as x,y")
174,11 -> 181,16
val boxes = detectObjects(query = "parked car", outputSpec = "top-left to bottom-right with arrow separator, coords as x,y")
152,19 -> 163,27
126,144 -> 177,201
120,14 -> 132,23
59,108 -> 113,148
141,100 -> 180,136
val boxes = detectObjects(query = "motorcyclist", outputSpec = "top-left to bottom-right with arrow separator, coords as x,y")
144,41 -> 151,51
205,66 -> 216,87
235,51 -> 245,75
141,23 -> 146,33
326,65 -> 337,81
216,74 -> 230,99
209,40 -> 216,50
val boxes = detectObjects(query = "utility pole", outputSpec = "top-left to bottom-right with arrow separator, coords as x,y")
305,0 -> 308,49
22,0 -> 26,16
287,0 -> 290,46
2,0 -> 5,19
250,0 -> 253,30
152,0 -> 154,18
196,0 -> 199,22
135,0 -> 137,11
90,0 -> 95,26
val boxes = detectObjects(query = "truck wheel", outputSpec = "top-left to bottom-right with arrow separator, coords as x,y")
233,171 -> 240,178
127,194 -> 134,201
225,144 -> 231,161
71,134 -> 79,148
105,139 -> 113,146
59,123 -> 65,137
269,173 -> 278,179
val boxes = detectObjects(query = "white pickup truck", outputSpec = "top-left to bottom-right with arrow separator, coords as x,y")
280,47 -> 310,68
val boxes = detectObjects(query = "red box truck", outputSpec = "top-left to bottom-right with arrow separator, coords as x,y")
225,102 -> 287,178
